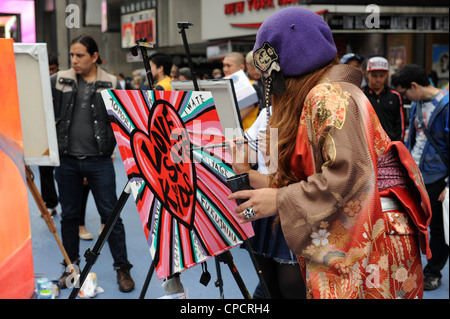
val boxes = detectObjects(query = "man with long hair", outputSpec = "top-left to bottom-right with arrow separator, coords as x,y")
51,34 -> 135,293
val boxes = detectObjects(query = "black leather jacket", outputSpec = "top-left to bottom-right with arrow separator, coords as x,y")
51,68 -> 118,157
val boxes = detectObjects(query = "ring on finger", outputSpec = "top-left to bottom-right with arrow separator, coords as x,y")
243,207 -> 256,220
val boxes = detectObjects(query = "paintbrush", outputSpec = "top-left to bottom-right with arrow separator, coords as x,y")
191,139 -> 260,151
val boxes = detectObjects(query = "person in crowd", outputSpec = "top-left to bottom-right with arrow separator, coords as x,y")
178,67 -> 193,81
362,57 -> 405,141
246,50 -> 264,114
391,64 -> 449,291
223,52 -> 246,78
340,53 -> 366,87
132,73 -> 143,90
117,73 -> 133,90
51,34 -> 135,292
44,53 -> 103,240
146,53 -> 173,90
229,7 -> 431,299
340,53 -> 364,68
212,68 -> 223,79
223,51 -> 259,130
38,52 -> 60,217
78,178 -> 93,240
170,64 -> 179,81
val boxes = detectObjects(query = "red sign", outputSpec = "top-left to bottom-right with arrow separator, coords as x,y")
121,9 -> 156,48
135,20 -> 154,43
224,0 -> 298,15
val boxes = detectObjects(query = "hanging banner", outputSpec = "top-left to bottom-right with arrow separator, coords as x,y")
102,89 -> 254,279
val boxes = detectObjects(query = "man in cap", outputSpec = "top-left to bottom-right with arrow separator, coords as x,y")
363,57 -> 405,141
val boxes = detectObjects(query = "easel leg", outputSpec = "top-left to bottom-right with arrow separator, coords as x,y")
25,165 -> 75,274
139,259 -> 155,299
214,257 -> 224,299
243,240 -> 272,299
68,181 -> 132,299
217,250 -> 251,299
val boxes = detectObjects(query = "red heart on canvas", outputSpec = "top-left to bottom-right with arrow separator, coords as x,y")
131,100 -> 196,229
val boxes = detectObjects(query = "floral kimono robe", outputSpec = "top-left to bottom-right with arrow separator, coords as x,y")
277,64 -> 431,299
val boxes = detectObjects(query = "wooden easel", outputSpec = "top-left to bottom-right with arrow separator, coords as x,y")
25,165 -> 76,275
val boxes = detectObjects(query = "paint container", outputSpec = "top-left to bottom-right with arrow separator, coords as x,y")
40,281 -> 53,292
38,289 -> 53,299
226,173 -> 251,205
36,278 -> 49,291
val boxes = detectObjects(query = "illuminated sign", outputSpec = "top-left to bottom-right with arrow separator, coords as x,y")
120,0 -> 157,49
0,0 -> 35,43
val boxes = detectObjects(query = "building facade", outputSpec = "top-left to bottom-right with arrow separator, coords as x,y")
1,0 -> 448,86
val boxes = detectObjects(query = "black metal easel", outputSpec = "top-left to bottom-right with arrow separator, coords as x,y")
137,24 -> 253,300
130,38 -> 155,89
177,22 -> 199,91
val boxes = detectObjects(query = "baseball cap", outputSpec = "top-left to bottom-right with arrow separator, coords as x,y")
341,53 -> 364,64
366,57 -> 389,72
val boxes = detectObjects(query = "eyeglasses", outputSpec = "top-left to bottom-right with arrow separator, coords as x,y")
396,87 -> 410,97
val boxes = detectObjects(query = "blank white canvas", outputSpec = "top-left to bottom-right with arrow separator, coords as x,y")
14,43 -> 59,166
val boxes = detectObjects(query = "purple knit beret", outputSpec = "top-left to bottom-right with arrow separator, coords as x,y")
253,7 -> 337,77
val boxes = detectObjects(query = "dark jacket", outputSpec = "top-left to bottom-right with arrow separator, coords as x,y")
362,85 -> 404,141
51,67 -> 118,157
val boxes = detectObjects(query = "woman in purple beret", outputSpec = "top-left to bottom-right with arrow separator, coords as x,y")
229,7 -> 431,299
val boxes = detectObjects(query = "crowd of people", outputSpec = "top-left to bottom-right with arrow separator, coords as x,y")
39,7 -> 447,299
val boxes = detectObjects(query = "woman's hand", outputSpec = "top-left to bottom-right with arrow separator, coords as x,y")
226,138 -> 251,175
228,188 -> 278,223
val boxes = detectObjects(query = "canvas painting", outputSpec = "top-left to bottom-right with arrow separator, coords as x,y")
102,89 -> 254,279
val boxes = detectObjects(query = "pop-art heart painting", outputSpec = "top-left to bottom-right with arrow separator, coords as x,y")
102,89 -> 254,279
131,99 -> 196,229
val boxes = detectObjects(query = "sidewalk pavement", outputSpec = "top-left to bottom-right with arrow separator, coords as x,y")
27,155 -> 448,300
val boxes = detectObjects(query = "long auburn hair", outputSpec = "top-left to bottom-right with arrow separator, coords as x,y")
268,56 -> 340,189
